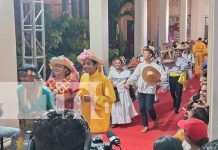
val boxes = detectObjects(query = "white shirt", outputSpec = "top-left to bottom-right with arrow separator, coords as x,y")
127,61 -> 167,94
108,69 -> 131,93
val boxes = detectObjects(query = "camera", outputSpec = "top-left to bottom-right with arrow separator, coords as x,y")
89,130 -> 121,150
90,136 -> 112,150
23,130 -> 121,150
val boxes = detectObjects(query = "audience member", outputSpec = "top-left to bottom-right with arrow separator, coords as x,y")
200,139 -> 218,150
153,136 -> 183,150
33,109 -> 90,150
178,118 -> 209,150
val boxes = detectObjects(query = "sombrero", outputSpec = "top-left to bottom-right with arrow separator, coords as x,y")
77,49 -> 103,65
142,66 -> 161,86
174,44 -> 186,51
50,55 -> 74,71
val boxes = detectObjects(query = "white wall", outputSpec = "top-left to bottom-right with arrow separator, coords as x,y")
191,0 -> 209,40
0,0 -> 19,127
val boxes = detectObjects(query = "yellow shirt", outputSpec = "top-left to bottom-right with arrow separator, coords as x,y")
79,71 -> 115,133
193,41 -> 207,54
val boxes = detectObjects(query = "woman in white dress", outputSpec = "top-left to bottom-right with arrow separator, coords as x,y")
108,58 -> 138,126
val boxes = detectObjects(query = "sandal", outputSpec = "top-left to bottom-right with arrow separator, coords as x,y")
141,127 -> 149,133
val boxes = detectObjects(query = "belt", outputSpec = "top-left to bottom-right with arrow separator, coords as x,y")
170,72 -> 181,77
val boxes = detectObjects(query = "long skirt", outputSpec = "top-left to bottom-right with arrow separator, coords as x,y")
111,89 -> 138,124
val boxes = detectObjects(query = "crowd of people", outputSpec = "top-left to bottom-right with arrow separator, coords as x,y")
0,37 -> 216,150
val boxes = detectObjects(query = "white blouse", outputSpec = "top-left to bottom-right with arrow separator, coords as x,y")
127,61 -> 167,94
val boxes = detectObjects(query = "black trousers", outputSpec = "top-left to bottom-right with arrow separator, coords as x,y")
169,76 -> 183,112
138,93 -> 157,126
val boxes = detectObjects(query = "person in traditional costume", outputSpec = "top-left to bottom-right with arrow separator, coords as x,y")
46,55 -> 79,109
125,48 -> 167,133
168,44 -> 188,114
76,49 -> 116,133
108,58 -> 138,127
182,42 -> 195,89
17,64 -> 54,139
192,38 -> 207,76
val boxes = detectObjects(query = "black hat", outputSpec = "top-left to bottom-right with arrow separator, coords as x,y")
18,64 -> 41,79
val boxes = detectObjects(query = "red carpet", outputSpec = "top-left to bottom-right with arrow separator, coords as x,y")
103,77 -> 200,150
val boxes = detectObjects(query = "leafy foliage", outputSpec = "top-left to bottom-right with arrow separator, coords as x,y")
108,0 -> 134,41
44,13 -> 90,77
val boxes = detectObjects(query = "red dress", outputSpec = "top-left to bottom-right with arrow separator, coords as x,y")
46,75 -> 79,109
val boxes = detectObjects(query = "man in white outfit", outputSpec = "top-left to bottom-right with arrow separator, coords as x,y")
125,48 -> 167,133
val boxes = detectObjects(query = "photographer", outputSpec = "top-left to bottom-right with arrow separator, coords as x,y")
32,109 -> 90,150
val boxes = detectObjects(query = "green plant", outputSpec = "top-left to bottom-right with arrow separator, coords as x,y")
109,48 -> 120,61
108,0 -> 134,41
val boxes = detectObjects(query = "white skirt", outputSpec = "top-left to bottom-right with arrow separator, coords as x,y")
111,89 -> 138,124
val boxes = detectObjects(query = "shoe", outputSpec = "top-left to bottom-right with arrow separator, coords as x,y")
153,118 -> 159,128
175,109 -> 179,114
110,124 -> 116,128
141,127 -> 149,133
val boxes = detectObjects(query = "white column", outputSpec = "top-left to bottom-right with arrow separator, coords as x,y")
150,0 -> 158,43
134,0 -> 147,57
89,0 -> 109,67
208,0 -> 218,141
179,0 -> 188,42
190,0 -> 199,40
0,0 -> 19,126
158,0 -> 169,45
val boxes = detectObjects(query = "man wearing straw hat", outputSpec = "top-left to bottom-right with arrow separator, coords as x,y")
125,47 -> 167,133
168,44 -> 188,114
76,49 -> 115,134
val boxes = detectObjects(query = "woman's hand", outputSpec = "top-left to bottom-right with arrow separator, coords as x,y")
125,81 -> 130,89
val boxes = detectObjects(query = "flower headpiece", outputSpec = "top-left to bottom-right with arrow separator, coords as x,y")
79,49 -> 92,60
77,49 -> 103,65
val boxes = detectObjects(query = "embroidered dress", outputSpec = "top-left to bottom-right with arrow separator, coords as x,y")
108,69 -> 138,124
46,76 -> 79,109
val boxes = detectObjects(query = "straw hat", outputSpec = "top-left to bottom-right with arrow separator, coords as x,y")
77,49 -> 103,65
50,55 -> 74,71
149,46 -> 155,51
174,44 -> 186,51
142,66 -> 161,86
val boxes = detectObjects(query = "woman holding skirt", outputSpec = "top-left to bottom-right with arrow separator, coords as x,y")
108,58 -> 138,126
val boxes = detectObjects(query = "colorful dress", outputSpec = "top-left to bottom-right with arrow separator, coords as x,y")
79,71 -> 115,133
46,76 -> 79,109
108,69 -> 138,124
